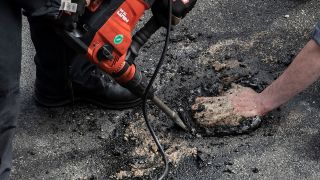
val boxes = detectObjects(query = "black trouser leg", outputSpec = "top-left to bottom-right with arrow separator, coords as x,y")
27,17 -> 109,105
28,18 -> 73,102
0,1 -> 21,180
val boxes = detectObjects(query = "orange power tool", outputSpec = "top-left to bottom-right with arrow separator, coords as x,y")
60,0 -> 188,130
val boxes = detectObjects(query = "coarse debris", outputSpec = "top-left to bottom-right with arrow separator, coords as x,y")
114,114 -> 197,179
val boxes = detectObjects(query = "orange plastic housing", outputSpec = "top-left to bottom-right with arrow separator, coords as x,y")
87,0 -> 149,83
88,0 -> 104,12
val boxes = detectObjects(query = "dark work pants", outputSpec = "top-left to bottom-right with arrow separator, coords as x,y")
0,3 -> 87,179
28,17 -> 72,101
1,1 -> 106,180
0,1 -> 21,180
27,17 -> 96,102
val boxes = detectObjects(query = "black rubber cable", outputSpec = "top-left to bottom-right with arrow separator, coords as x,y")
141,0 -> 172,179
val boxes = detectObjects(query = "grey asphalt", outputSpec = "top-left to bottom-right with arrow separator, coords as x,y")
15,0 -> 320,179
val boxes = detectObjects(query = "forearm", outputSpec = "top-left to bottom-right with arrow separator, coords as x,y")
261,40 -> 320,112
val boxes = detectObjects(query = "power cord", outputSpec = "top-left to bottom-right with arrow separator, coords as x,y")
141,0 -> 173,179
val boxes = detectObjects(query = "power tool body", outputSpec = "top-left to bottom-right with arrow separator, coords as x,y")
63,0 -> 152,96
60,0 -> 196,129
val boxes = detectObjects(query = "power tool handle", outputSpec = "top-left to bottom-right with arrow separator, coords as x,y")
56,28 -> 89,54
127,16 -> 161,63
123,67 -> 153,97
123,16 -> 161,96
134,16 -> 160,49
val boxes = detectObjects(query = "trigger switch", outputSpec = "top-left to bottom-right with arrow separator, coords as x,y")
97,44 -> 114,61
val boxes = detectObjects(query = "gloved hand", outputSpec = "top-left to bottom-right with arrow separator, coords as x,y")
151,0 -> 197,26
19,0 -> 88,31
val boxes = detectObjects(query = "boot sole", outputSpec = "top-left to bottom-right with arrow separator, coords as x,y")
33,95 -> 142,110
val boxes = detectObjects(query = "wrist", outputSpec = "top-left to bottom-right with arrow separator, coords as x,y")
258,92 -> 277,115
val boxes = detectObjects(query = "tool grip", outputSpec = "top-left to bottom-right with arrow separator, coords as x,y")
127,16 -> 161,64
133,16 -> 160,49
57,29 -> 89,54
123,66 -> 154,97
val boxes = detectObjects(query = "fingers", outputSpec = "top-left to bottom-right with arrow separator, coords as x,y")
194,97 -> 205,104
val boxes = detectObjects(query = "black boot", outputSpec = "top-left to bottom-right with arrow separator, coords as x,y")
28,17 -> 141,109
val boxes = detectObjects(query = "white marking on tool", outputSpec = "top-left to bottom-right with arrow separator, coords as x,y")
117,8 -> 129,23
60,0 -> 78,13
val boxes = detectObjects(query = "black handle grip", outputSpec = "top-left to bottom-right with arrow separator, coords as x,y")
126,16 -> 161,64
56,29 -> 89,54
123,65 -> 155,98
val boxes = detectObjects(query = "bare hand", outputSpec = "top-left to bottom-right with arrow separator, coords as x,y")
86,0 -> 91,6
230,88 -> 267,117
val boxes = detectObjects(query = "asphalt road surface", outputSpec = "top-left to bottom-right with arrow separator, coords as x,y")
15,0 -> 320,179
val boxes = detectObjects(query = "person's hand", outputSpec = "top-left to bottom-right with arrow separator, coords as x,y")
151,0 -> 197,26
230,88 -> 268,117
85,0 -> 91,6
